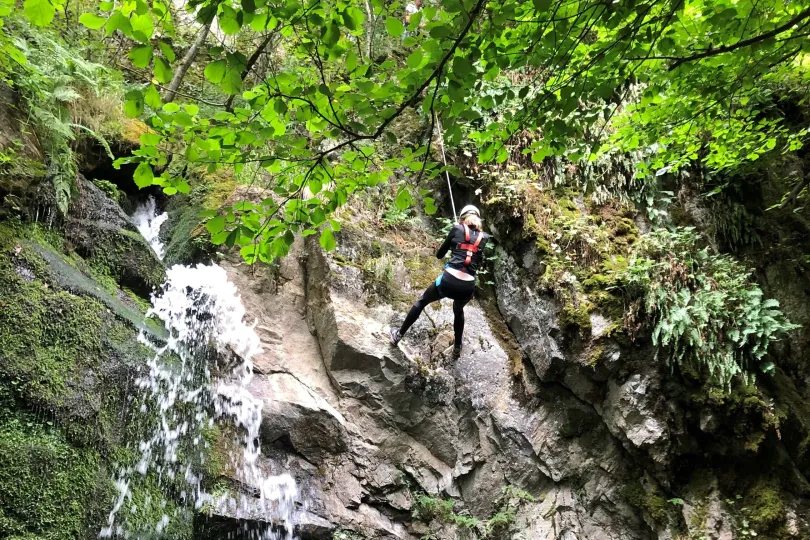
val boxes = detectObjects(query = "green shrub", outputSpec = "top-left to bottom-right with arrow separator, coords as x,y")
612,227 -> 798,389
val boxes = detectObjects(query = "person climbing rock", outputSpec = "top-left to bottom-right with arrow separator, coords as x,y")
389,205 -> 489,357
403,0 -> 425,39
405,0 -> 424,26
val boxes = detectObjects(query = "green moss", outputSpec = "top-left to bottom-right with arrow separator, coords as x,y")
404,253 -> 443,291
161,168 -> 238,266
587,343 -> 606,367
622,480 -> 670,526
0,219 -> 196,538
92,179 -> 121,204
559,301 -> 593,331
83,227 -> 165,295
744,479 -> 787,533
0,395 -> 111,540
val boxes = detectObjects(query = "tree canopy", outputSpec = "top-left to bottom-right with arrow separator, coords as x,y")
6,0 -> 810,262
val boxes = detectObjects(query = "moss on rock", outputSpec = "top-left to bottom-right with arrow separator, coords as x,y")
0,390 -> 111,540
623,481 -> 671,528
744,479 -> 787,534
0,218 -> 193,539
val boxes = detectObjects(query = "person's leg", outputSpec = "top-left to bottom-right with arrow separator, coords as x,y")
393,281 -> 442,342
452,293 -> 473,350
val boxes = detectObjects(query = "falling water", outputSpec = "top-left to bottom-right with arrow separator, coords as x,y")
132,196 -> 169,258
101,203 -> 300,538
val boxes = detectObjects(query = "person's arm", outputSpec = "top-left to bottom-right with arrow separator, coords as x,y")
436,225 -> 457,259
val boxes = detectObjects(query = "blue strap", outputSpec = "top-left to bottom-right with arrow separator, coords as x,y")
435,272 -> 443,287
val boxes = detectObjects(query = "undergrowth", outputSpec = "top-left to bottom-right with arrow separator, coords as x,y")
483,170 -> 795,391
411,485 -> 537,539
610,227 -> 798,390
1,17 -> 124,215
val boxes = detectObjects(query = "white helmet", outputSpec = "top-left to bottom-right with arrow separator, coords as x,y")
459,205 -> 480,218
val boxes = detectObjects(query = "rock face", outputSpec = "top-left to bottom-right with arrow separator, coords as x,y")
211,217 -> 810,540
209,227 -> 659,539
64,176 -> 165,296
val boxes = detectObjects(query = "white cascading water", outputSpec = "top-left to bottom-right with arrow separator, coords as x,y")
102,201 -> 300,539
133,196 -> 169,259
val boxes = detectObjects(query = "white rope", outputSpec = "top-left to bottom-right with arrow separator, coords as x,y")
434,113 -> 457,221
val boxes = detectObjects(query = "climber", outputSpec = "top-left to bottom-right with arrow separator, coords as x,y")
405,0 -> 424,27
389,205 -> 489,357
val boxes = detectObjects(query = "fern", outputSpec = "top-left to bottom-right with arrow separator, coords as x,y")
1,16 -> 120,215
612,228 -> 799,390
71,123 -> 115,160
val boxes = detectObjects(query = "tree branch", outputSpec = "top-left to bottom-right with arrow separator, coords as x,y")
668,7 -> 810,71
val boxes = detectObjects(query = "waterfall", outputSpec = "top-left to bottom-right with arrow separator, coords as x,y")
102,203 -> 300,538
132,196 -> 169,259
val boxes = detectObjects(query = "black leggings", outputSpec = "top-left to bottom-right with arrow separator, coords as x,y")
399,271 -> 475,347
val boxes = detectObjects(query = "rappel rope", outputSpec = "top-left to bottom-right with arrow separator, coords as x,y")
434,113 -> 458,222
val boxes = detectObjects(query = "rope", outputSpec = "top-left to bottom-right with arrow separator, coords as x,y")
434,113 -> 457,221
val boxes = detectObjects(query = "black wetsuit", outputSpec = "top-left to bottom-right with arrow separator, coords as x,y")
398,224 -> 489,348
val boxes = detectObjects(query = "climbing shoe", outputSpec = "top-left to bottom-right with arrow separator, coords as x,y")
453,346 -> 461,358
389,327 -> 402,346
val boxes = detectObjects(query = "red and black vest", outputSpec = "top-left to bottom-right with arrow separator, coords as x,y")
442,224 -> 488,276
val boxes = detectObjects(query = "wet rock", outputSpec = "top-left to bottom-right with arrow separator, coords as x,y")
65,176 -> 164,295
250,372 -> 349,462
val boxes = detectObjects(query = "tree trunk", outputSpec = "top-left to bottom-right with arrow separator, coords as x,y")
364,0 -> 374,59
163,20 -> 212,103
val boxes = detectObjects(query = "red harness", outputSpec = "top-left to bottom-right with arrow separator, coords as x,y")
459,224 -> 483,270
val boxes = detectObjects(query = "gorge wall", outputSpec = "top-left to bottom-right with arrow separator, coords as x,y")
2,92 -> 810,540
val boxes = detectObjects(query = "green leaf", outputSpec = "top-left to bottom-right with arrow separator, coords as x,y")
140,132 -> 161,146
329,219 -> 341,232
395,187 -> 412,210
105,11 -> 132,37
159,42 -> 176,62
345,51 -> 358,72
424,197 -> 437,215
129,45 -> 153,68
133,162 -> 154,188
79,13 -> 106,29
225,229 -> 239,249
204,60 -> 227,83
532,0 -> 552,12
144,85 -> 162,109
24,0 -> 55,26
206,216 -> 226,235
131,13 -> 154,41
173,112 -> 193,127
124,90 -> 144,118
323,20 -> 340,48
407,51 -> 423,69
319,228 -> 336,251
385,17 -> 405,37
221,66 -> 243,95
429,25 -> 451,39
219,14 -> 241,35
211,231 -> 229,245
452,56 -> 472,79
154,57 -> 173,84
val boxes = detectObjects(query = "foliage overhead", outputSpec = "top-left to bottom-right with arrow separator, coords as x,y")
25,0 -> 800,263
